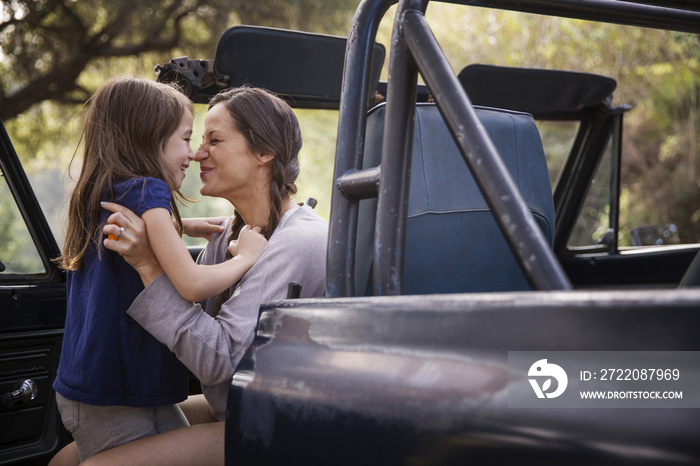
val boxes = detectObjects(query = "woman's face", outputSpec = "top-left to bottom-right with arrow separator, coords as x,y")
162,109 -> 194,190
196,103 -> 266,202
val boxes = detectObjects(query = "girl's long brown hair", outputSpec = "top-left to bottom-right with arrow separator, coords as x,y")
210,87 -> 302,306
57,77 -> 194,271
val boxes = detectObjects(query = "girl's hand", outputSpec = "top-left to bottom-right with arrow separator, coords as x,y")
228,225 -> 267,265
181,217 -> 227,240
101,201 -> 164,286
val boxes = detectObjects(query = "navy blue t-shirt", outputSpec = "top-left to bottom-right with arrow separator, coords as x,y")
54,177 -> 188,407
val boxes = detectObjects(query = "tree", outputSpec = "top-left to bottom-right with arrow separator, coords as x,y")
0,0 -> 357,245
0,0 -> 215,120
0,0 -> 357,122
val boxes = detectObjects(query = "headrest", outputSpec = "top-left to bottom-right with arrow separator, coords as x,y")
458,64 -> 617,118
214,26 -> 385,109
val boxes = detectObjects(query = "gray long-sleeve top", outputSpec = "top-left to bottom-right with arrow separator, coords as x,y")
127,204 -> 328,420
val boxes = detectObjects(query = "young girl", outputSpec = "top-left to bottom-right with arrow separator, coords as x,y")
52,77 -> 267,461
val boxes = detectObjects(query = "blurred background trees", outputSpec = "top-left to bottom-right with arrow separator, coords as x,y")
0,0 -> 357,121
0,0 -> 357,245
1,0 -> 699,248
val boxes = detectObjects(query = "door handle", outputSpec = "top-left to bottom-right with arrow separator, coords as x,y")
1,379 -> 38,409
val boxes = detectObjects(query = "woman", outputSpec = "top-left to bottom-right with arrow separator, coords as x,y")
51,86 -> 328,465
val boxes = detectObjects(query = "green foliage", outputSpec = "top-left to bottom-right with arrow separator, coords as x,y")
0,173 -> 45,274
2,1 -> 699,251
229,0 -> 356,35
293,109 -> 340,221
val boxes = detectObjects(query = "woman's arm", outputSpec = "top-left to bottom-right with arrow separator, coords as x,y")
127,207 -> 328,385
102,202 -> 164,287
180,217 -> 227,240
141,207 -> 266,303
121,206 -> 327,419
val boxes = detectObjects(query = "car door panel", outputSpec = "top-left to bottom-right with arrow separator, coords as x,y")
0,121 -> 68,464
0,330 -> 68,466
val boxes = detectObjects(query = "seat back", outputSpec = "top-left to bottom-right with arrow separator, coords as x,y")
355,103 -> 554,295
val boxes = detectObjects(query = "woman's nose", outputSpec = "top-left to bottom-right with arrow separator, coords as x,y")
194,145 -> 208,161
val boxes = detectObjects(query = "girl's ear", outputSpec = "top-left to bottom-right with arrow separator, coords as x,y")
255,153 -> 276,165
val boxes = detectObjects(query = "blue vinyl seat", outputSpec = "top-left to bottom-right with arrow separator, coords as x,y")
355,103 -> 555,295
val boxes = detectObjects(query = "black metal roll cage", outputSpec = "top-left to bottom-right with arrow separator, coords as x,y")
327,0 -> 700,297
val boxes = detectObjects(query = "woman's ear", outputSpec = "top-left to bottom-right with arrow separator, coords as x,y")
255,153 -> 276,165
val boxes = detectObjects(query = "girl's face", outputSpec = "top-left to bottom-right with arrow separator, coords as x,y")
162,109 -> 194,190
196,103 -> 268,202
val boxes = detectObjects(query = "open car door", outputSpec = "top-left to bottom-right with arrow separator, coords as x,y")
0,121 -> 68,465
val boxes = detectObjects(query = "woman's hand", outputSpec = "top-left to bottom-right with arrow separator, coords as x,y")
181,217 -> 227,240
101,201 -> 164,287
228,225 -> 267,266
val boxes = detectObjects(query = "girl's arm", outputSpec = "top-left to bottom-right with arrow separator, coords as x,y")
142,207 -> 266,303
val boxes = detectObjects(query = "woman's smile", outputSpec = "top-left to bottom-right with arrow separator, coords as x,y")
195,103 -> 261,201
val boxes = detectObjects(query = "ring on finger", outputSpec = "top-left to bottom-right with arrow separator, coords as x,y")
116,226 -> 125,239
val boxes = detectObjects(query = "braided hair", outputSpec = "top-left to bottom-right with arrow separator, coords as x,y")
209,87 -> 302,305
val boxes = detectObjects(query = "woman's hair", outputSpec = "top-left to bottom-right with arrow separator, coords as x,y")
58,77 -> 194,271
209,86 -> 302,242
209,87 -> 302,309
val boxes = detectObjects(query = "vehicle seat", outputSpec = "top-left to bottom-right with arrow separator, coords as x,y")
354,103 -> 555,295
